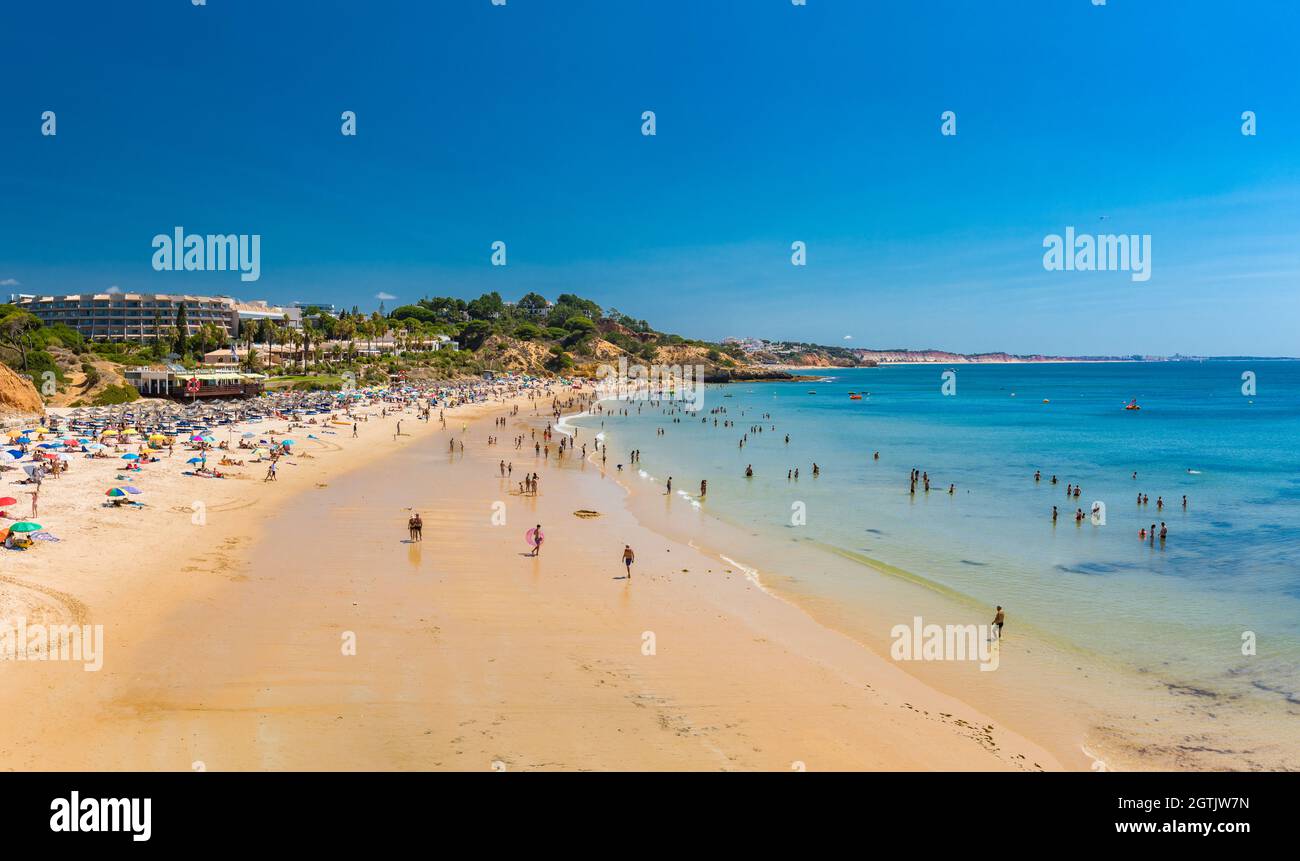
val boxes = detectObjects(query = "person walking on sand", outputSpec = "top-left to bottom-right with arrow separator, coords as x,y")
991,606 -> 1005,639
622,544 -> 635,578
409,513 -> 423,542
530,524 -> 544,557
264,461 -> 277,482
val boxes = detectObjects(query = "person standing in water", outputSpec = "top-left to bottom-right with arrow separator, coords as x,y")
699,479 -> 707,497
991,606 -> 1005,639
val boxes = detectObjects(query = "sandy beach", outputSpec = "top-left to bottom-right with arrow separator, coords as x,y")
0,384 -> 1068,772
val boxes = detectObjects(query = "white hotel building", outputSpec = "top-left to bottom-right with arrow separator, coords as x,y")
10,292 -> 300,341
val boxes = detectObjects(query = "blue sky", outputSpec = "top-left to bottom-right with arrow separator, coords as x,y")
1,0 -> 1297,356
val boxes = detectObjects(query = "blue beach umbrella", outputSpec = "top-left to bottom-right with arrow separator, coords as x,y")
120,453 -> 139,460
186,457 -> 204,464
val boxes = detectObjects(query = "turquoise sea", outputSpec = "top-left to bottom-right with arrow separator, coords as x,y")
572,361 -> 1300,767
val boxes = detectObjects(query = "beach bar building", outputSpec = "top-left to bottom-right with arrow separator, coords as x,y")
125,363 -> 267,399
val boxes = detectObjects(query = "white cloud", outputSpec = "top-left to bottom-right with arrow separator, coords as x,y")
106,285 -> 122,294
0,278 -> 19,287
842,334 -> 853,340
375,292 -> 396,301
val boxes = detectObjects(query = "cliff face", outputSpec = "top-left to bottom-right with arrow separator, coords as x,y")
0,363 -> 46,417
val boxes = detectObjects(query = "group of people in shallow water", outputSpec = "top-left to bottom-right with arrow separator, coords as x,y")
1041,469 -> 1185,543
908,468 -> 953,495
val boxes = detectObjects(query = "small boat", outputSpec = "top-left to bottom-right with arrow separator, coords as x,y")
807,390 -> 817,394
849,394 -> 862,400
1042,399 -> 1050,404
1124,398 -> 1141,411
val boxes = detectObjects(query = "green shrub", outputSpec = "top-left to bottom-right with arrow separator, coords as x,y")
514,322 -> 544,341
91,384 -> 140,406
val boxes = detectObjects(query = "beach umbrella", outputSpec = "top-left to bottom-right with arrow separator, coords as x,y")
0,452 -> 15,464
86,443 -> 106,451
121,486 -> 143,494
8,522 -> 42,533
6,449 -> 22,459
186,457 -> 205,464
16,436 -> 30,444
120,453 -> 139,460
106,488 -> 128,498
281,439 -> 295,446
0,497 -> 17,506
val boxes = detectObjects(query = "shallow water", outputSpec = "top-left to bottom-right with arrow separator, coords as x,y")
573,361 -> 1300,768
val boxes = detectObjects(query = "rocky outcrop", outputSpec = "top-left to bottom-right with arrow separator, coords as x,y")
0,363 -> 46,416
